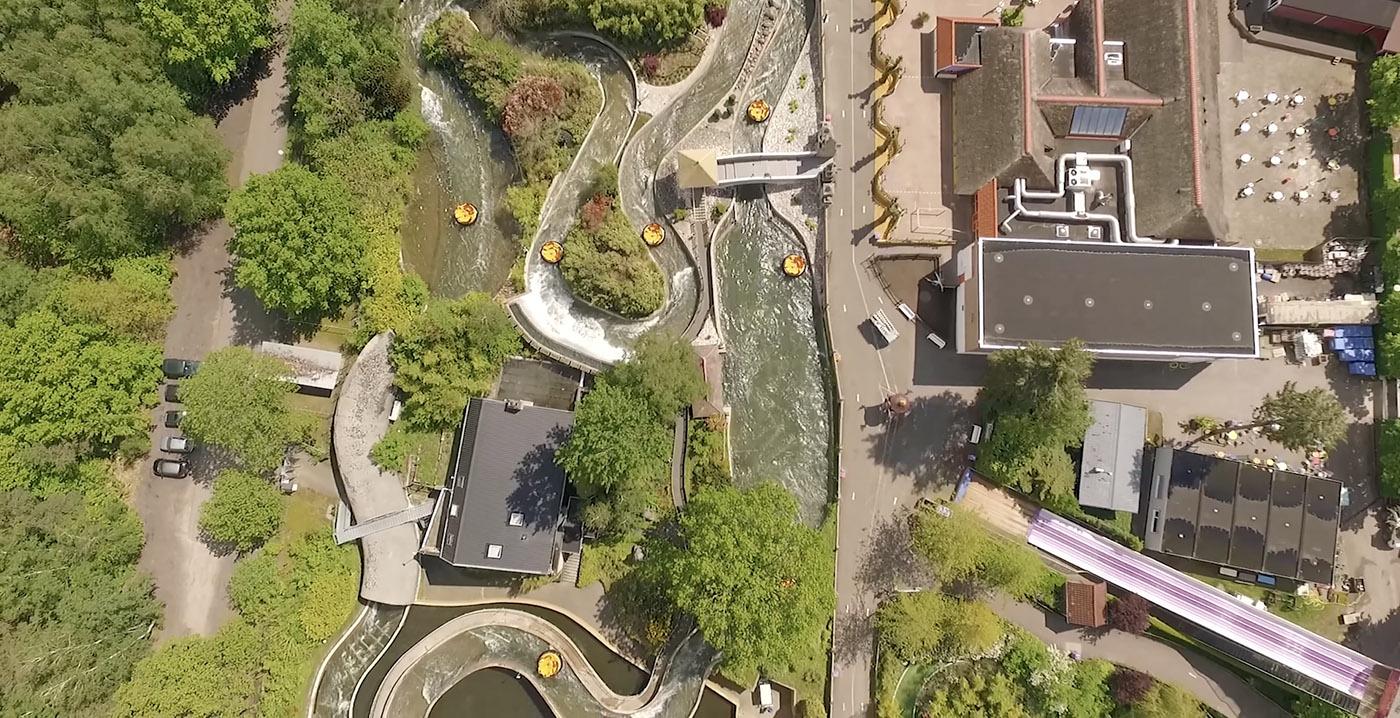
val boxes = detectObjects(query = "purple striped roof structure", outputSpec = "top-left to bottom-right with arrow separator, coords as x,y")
1028,510 -> 1375,699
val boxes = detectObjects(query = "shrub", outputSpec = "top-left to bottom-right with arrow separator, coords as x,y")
581,195 -> 612,232
641,53 -> 661,77
1109,668 -> 1154,705
199,471 -> 283,552
1105,594 -> 1151,634
673,208 -> 689,221
705,3 -> 727,27
502,74 -> 567,138
559,208 -> 666,317
1381,420 -> 1400,498
795,699 -> 826,718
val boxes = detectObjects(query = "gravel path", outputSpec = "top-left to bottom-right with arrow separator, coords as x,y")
762,17 -> 821,251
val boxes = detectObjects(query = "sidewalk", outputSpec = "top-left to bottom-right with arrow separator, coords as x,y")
988,596 -> 1291,718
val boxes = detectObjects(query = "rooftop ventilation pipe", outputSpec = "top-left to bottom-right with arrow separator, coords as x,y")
1002,152 -> 1176,244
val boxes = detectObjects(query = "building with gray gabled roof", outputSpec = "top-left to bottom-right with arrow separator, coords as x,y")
1078,401 -> 1147,513
432,397 -> 574,575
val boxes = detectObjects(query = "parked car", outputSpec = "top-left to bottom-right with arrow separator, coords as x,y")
152,458 -> 189,478
164,382 -> 180,403
161,435 -> 193,454
164,410 -> 186,428
162,358 -> 200,379
820,183 -> 834,206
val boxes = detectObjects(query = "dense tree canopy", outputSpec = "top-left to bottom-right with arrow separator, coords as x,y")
0,310 -> 163,490
561,208 -> 667,318
976,340 -> 1094,499
0,0 -> 229,267
200,471 -> 284,551
874,591 -> 1001,664
502,0 -> 712,50
1253,381 -> 1348,451
1105,594 -> 1151,635
138,0 -> 274,85
226,164 -> 370,318
908,503 -> 1050,599
50,256 -> 177,342
0,488 -> 162,717
389,293 -> 523,428
659,483 -> 834,677
1372,54 -> 1400,129
558,333 -> 704,535
180,346 -> 299,472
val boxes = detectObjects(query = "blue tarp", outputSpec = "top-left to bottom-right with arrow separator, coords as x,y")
1337,348 -> 1376,362
1349,362 -> 1378,376
1331,337 -> 1375,350
1332,325 -> 1374,338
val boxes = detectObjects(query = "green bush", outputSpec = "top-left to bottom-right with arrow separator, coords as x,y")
795,699 -> 827,718
559,207 -> 666,317
199,471 -> 284,552
1381,420 -> 1400,498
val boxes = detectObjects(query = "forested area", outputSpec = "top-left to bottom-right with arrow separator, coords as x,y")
0,0 -> 231,268
493,0 -> 719,51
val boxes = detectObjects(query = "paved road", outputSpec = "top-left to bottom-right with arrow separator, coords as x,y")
989,597 -> 1289,718
135,40 -> 288,640
820,1 -> 926,716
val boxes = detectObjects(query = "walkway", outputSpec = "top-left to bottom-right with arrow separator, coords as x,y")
369,607 -> 718,718
330,332 -> 420,605
988,597 -> 1290,718
715,151 -> 832,186
670,412 -> 688,509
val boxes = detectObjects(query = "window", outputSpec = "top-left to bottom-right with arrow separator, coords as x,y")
1069,106 -> 1128,138
486,544 -> 503,559
508,512 -> 525,527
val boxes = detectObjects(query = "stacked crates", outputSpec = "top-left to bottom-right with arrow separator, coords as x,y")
1324,325 -> 1376,376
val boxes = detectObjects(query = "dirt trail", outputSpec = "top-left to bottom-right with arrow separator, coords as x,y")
136,34 -> 289,641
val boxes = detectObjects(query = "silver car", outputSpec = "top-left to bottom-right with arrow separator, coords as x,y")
161,435 -> 193,454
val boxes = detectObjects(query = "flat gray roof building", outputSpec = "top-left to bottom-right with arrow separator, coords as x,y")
955,238 -> 1260,361
437,398 -> 573,575
1078,401 -> 1147,513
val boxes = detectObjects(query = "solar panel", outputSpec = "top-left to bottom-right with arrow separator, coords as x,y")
1070,105 -> 1128,137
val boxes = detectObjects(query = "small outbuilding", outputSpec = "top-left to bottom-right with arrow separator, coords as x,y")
257,341 -> 343,396
1063,576 -> 1108,628
1078,401 -> 1147,514
677,148 -> 720,189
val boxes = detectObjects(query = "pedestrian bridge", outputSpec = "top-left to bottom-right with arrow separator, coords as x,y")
677,148 -> 834,188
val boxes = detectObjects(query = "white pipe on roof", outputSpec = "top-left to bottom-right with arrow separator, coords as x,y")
1008,152 -> 1176,244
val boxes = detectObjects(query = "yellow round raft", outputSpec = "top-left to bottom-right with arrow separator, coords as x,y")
537,651 -> 562,678
541,241 -> 564,264
748,99 -> 771,123
453,203 -> 478,226
642,223 -> 665,246
782,253 -> 806,277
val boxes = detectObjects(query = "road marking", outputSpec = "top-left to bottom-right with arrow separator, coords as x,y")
863,108 -> 868,118
842,109 -> 846,118
878,295 -> 884,304
855,394 -> 859,402
839,207 -> 844,217
842,304 -> 847,312
862,205 -> 867,214
893,496 -> 899,505
851,492 -> 855,500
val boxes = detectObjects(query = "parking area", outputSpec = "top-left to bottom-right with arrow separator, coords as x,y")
1214,18 -> 1369,255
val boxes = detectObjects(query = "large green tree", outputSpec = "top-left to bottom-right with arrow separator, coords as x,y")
0,488 -> 162,717
874,591 -> 1002,664
112,619 -> 262,717
1253,381 -> 1349,451
0,0 -> 229,267
908,503 -> 1048,599
180,346 -> 298,472
50,257 -> 176,342
226,164 -> 369,318
389,293 -> 523,428
200,471 -> 284,552
1372,54 -> 1400,129
0,310 -> 163,490
976,340 -> 1094,498
556,381 -> 671,534
606,331 -> 707,419
659,483 -> 834,677
138,0 -> 274,85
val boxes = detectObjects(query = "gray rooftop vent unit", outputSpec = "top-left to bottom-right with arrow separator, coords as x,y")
504,399 -> 533,413
1056,225 -> 1071,238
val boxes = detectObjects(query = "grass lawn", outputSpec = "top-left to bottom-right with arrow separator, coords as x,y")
288,392 -> 334,462
577,534 -> 640,589
370,423 -> 451,487
1255,248 -> 1311,263
282,490 -> 336,541
1194,574 -> 1349,641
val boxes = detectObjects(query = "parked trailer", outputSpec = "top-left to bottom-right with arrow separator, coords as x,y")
870,310 -> 900,346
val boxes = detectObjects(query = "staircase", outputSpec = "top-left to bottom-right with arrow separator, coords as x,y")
559,551 -> 581,586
